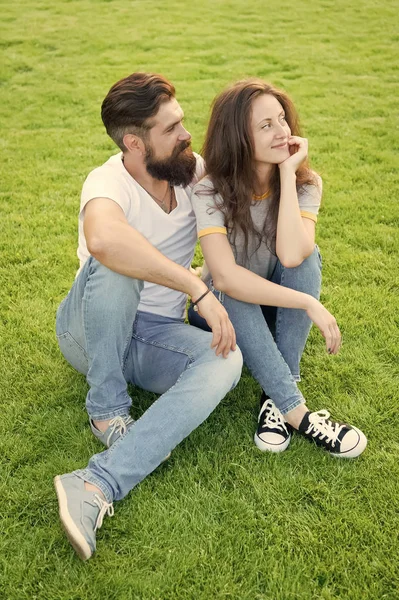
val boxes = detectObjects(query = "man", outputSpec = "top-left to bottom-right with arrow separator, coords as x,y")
54,73 -> 243,560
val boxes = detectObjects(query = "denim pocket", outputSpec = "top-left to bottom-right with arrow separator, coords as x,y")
57,332 -> 88,375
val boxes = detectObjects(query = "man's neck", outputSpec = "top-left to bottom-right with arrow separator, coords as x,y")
122,152 -> 169,196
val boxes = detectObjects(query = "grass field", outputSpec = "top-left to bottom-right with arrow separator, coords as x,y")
1,0 -> 399,598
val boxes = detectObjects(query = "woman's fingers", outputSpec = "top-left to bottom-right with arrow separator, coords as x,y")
324,320 -> 341,355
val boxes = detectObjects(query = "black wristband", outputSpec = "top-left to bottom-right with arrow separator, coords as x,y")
192,289 -> 211,311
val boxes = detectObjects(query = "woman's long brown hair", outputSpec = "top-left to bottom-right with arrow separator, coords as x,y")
201,79 -> 317,257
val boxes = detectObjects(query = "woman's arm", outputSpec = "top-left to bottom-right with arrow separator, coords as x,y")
275,136 -> 316,267
200,232 -> 341,353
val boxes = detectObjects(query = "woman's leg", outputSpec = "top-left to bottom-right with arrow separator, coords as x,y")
264,245 -> 322,381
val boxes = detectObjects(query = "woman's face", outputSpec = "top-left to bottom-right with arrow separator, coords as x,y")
250,93 -> 291,166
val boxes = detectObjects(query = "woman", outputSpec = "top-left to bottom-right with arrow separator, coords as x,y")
189,79 -> 367,458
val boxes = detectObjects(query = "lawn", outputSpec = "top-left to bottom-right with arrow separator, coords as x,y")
1,0 -> 398,598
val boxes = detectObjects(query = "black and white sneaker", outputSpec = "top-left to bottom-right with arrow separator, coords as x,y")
254,393 -> 291,453
298,410 -> 367,458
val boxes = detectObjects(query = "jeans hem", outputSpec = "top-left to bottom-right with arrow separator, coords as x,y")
74,469 -> 114,503
88,407 -> 131,421
279,395 -> 305,416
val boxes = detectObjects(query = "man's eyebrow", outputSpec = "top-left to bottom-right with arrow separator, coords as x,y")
162,113 -> 184,133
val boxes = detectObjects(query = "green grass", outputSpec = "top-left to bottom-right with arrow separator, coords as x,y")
1,0 -> 399,598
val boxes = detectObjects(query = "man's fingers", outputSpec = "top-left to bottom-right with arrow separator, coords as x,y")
211,324 -> 221,350
215,319 -> 226,356
230,321 -> 237,351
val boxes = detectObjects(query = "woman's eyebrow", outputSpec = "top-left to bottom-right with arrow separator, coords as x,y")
257,111 -> 285,126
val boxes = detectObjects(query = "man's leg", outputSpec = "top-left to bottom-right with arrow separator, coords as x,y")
56,257 -> 143,421
55,318 -> 243,559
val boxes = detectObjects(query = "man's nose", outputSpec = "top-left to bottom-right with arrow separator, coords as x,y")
178,126 -> 191,141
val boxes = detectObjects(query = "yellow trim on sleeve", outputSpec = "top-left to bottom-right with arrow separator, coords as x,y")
300,210 -> 318,223
198,226 -> 227,238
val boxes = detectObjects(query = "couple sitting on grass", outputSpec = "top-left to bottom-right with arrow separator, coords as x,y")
54,72 -> 367,560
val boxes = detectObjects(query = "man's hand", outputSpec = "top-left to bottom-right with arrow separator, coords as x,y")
305,297 -> 341,354
194,292 -> 237,358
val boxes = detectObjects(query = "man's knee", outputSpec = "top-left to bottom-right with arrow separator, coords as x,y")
86,258 -> 144,299
220,345 -> 243,390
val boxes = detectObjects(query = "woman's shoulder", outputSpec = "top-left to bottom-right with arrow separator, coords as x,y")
298,170 -> 323,209
192,175 -> 216,194
299,170 -> 322,197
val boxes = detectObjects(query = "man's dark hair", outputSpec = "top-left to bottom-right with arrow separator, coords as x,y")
101,72 -> 176,151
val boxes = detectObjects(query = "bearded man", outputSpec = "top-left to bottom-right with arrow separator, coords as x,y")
54,73 -> 242,560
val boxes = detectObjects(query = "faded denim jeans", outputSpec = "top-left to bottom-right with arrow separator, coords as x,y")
188,246 -> 322,416
56,257 -> 243,501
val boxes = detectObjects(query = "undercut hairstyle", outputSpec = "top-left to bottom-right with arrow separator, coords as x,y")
201,78 -> 317,257
101,72 -> 176,151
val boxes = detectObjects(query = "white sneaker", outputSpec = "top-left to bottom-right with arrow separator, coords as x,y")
254,394 -> 291,453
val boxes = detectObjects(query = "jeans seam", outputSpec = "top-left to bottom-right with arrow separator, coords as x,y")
56,331 -> 88,357
131,333 -> 195,364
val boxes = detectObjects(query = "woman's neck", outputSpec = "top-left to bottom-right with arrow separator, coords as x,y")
253,163 -> 273,196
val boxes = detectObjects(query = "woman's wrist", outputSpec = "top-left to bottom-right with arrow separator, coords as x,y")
279,162 -> 297,179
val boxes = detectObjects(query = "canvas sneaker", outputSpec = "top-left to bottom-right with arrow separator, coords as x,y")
254,393 -> 292,453
54,473 -> 114,561
298,410 -> 367,458
90,414 -> 134,447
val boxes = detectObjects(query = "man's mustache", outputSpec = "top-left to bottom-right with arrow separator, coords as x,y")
174,140 -> 192,155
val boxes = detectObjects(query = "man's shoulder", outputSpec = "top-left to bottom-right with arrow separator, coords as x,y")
84,152 -> 124,185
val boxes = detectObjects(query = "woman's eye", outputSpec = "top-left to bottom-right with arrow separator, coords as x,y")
262,123 -> 271,129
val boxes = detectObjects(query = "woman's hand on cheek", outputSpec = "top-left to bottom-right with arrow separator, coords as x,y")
279,136 -> 308,173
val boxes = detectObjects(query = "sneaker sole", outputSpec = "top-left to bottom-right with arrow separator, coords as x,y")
254,432 -> 291,453
330,427 -> 368,459
54,476 -> 93,561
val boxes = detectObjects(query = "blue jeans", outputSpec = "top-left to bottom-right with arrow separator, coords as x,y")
188,247 -> 322,415
56,257 -> 243,501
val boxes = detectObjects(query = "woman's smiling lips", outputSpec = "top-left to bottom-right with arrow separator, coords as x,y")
271,141 -> 288,149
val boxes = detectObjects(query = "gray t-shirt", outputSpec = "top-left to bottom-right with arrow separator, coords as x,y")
191,174 -> 322,281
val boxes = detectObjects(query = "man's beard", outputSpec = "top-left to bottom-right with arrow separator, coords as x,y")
144,140 -> 197,187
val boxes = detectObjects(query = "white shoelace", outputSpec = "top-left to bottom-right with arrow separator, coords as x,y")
93,494 -> 114,531
261,400 -> 287,433
305,410 -> 345,447
106,415 -> 134,446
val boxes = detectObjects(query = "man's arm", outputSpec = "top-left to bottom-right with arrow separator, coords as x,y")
83,197 -> 236,356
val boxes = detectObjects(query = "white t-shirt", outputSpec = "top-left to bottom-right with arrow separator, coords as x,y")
78,152 -> 205,320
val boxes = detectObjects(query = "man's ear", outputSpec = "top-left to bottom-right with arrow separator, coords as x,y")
123,133 -> 146,155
